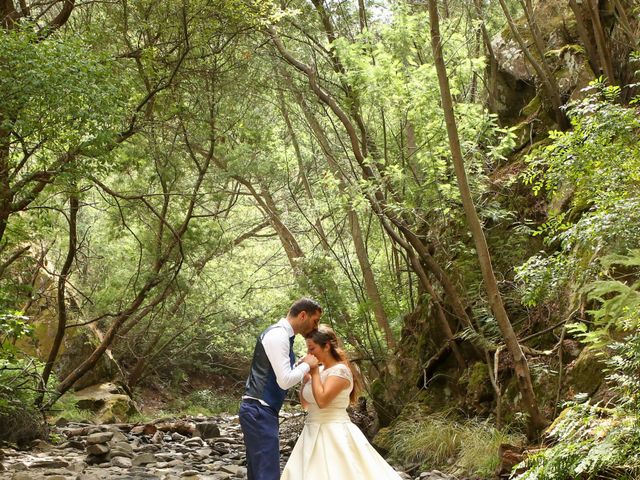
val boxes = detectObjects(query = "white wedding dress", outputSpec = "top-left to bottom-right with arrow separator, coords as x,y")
281,363 -> 402,480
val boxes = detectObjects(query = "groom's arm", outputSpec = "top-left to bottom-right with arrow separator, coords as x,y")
262,329 -> 310,390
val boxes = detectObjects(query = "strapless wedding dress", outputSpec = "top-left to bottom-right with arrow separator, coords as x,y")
281,364 -> 401,480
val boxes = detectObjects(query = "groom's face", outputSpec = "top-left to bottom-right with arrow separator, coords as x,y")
300,310 -> 321,335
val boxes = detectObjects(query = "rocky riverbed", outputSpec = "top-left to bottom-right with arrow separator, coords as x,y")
0,413 -> 458,480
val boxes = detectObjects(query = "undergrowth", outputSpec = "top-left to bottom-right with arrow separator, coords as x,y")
376,409 -> 525,478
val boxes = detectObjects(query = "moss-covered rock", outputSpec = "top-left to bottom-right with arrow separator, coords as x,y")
72,382 -> 139,424
458,362 -> 493,414
565,346 -> 607,397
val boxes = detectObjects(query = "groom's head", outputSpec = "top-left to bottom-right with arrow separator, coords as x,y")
287,298 -> 322,335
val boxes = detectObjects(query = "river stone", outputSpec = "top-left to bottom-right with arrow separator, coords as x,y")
132,452 -> 156,466
87,443 -> 110,455
85,453 -> 110,465
184,437 -> 204,447
109,430 -> 128,443
11,473 -> 35,480
86,432 -> 113,445
220,464 -> 243,475
195,422 -> 220,439
31,458 -> 69,468
111,456 -> 133,468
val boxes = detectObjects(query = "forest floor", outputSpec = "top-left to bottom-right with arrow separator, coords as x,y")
0,412 -> 461,480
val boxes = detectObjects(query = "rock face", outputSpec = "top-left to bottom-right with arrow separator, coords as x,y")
490,0 -> 595,129
0,413 -> 433,479
72,383 -> 139,424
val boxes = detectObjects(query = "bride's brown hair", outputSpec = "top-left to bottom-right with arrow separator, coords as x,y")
306,324 -> 363,405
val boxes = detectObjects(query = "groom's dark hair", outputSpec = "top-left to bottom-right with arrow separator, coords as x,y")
289,298 -> 322,317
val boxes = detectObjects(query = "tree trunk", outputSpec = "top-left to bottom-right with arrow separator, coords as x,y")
36,191 -> 79,407
294,92 -> 396,348
428,0 -> 546,436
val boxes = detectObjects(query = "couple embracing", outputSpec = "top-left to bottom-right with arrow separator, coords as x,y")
239,298 -> 401,480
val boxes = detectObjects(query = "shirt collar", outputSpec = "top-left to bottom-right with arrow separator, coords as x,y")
278,317 -> 295,337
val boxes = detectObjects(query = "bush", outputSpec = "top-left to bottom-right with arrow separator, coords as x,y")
0,313 -> 48,444
376,408 -> 525,478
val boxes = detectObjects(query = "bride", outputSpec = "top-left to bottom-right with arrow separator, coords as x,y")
281,325 -> 401,479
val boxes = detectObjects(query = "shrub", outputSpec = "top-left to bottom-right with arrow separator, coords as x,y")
377,409 -> 525,478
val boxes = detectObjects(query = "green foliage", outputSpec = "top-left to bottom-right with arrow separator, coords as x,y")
379,409 -> 525,478
516,257 -> 640,479
514,404 -> 640,480
0,312 -> 47,443
516,85 -> 640,307
0,25 -> 133,170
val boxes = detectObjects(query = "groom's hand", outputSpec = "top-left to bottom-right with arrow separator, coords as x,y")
301,354 -> 319,369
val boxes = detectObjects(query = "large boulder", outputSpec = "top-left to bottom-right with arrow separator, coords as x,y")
56,329 -> 120,390
72,383 -> 139,424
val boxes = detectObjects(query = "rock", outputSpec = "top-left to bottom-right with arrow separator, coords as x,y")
497,443 -> 525,478
11,473 -> 35,480
171,432 -> 187,443
220,464 -> 243,475
150,430 -> 164,444
56,330 -> 118,391
86,443 -> 110,455
61,439 -> 85,450
86,431 -> 114,445
132,452 -> 156,466
54,417 -> 69,427
156,420 -> 196,437
30,458 -> 70,468
184,437 -> 204,447
111,456 -> 133,468
30,439 -> 53,452
566,346 -> 607,397
181,471 -> 200,477
110,441 -> 134,458
131,424 -> 158,436
195,422 -> 220,439
73,383 -> 139,424
85,453 -> 110,465
109,430 -> 128,443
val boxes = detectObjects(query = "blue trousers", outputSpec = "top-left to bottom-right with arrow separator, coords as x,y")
239,400 -> 280,480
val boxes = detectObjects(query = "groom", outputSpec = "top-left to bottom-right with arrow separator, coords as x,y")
239,298 -> 322,480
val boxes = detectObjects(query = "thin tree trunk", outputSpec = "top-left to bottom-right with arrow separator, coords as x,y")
36,191 -> 79,407
587,0 -> 617,84
295,93 -> 395,347
272,27 -> 472,350
348,208 -> 396,348
568,0 -> 602,77
428,0 -> 546,435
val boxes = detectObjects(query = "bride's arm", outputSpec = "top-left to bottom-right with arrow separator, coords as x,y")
309,369 -> 350,409
299,373 -> 311,409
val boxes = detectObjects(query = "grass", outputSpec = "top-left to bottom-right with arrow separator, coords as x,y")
48,393 -> 97,424
152,388 -> 240,419
378,409 -> 525,478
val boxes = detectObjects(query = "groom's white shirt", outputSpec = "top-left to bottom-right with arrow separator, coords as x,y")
243,318 -> 310,405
